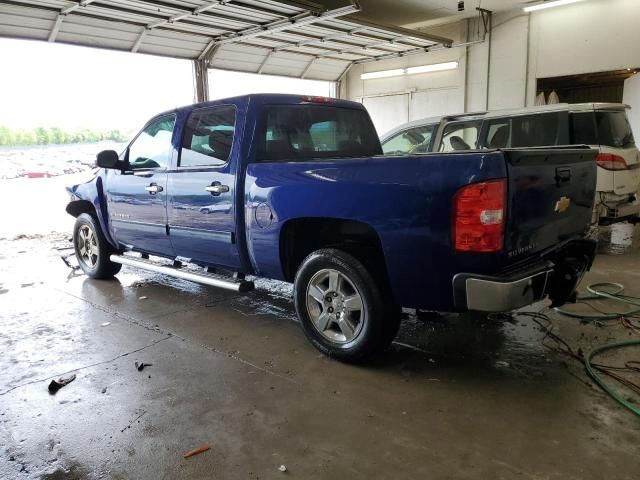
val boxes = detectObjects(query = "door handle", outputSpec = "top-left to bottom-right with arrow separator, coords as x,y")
205,182 -> 230,195
145,183 -> 163,194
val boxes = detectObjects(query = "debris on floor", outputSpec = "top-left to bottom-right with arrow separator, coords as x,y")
48,374 -> 76,394
101,322 -> 111,327
278,465 -> 287,472
135,361 -> 152,371
59,253 -> 79,270
138,296 -> 148,300
183,445 -> 210,458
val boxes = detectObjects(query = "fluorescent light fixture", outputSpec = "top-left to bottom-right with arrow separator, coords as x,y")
407,61 -> 458,75
523,0 -> 584,13
360,69 -> 405,80
360,62 -> 458,80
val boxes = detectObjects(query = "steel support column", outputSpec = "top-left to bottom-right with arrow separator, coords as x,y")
193,59 -> 210,103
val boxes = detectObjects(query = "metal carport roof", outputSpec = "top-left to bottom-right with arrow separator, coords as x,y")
0,0 -> 453,82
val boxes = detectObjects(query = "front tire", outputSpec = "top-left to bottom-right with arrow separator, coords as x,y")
293,248 -> 400,363
73,213 -> 121,279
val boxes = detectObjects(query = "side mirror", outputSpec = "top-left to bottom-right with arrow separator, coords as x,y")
96,150 -> 120,169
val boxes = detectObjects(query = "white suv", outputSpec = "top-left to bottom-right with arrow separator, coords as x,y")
381,103 -> 640,225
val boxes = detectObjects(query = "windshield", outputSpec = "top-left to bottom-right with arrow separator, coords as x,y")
258,105 -> 381,161
595,110 -> 636,149
381,125 -> 435,155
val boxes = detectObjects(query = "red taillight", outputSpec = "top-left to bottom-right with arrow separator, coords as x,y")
596,153 -> 628,171
301,95 -> 335,103
453,179 -> 506,252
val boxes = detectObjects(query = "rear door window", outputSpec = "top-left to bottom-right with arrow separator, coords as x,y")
570,111 -> 598,145
258,105 -> 381,161
510,112 -> 568,147
481,111 -> 569,149
382,125 -> 436,155
484,120 -> 510,148
180,106 -> 236,167
439,121 -> 481,152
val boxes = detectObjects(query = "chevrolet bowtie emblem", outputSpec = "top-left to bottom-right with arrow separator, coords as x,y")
555,196 -> 571,213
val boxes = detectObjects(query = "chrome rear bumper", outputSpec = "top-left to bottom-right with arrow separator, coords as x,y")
460,270 -> 551,312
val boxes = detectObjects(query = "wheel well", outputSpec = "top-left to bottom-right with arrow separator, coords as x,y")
280,218 -> 388,283
66,200 -> 96,218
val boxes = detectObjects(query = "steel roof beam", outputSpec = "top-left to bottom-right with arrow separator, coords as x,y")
300,56 -> 316,78
212,2 -> 360,46
131,27 -> 147,52
48,14 -> 64,42
88,1 -> 264,32
343,17 -> 453,47
61,0 -> 99,15
234,39 -> 359,63
46,0 -> 99,42
352,46 -> 437,64
267,30 -> 412,58
257,50 -> 273,74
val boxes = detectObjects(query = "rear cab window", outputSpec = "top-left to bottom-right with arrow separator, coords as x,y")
382,125 -> 436,155
258,105 -> 381,162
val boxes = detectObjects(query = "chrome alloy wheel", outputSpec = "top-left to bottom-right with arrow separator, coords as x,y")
76,224 -> 98,269
306,268 -> 365,344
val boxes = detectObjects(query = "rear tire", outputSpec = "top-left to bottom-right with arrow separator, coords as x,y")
73,213 -> 121,279
293,248 -> 400,363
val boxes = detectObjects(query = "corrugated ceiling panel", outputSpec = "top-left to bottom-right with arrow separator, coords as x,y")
0,4 -> 55,41
211,43 -> 271,73
143,30 -> 208,52
0,1 -> 452,80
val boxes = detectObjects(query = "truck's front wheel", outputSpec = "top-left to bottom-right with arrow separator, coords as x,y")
73,213 -> 121,279
293,248 -> 400,363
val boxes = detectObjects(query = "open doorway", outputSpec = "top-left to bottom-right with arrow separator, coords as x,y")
537,69 -> 640,104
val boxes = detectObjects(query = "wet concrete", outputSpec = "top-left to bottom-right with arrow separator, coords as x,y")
1,234 -> 639,479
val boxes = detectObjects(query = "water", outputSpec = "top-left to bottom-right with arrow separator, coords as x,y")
0,141 -> 126,180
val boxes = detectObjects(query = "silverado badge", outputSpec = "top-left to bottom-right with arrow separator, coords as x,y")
555,196 -> 571,213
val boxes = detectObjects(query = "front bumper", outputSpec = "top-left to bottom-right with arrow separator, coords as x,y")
452,239 -> 597,312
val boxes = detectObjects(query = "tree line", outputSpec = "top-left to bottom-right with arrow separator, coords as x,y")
0,126 -> 130,146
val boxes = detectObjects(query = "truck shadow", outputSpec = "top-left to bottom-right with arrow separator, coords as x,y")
240,286 -> 549,379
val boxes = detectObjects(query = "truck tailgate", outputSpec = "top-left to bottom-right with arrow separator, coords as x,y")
503,147 -> 598,259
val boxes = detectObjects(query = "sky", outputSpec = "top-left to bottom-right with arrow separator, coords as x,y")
0,38 -> 333,131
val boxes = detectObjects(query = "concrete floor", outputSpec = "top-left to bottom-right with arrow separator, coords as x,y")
1,234 -> 639,479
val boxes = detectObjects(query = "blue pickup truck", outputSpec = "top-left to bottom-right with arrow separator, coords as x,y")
67,94 -> 598,362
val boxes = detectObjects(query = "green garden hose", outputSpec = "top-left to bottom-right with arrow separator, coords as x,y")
553,282 -> 640,417
555,282 -> 640,320
584,339 -> 640,417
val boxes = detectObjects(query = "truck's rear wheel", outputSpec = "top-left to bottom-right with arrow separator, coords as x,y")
73,213 -> 121,279
293,248 -> 400,363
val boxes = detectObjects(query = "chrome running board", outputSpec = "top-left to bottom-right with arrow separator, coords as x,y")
110,254 -> 254,293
